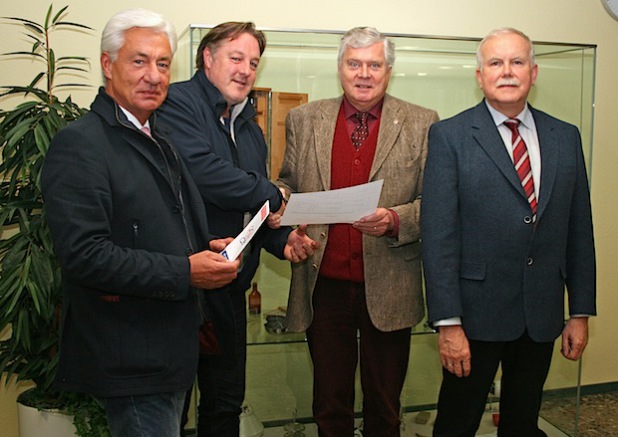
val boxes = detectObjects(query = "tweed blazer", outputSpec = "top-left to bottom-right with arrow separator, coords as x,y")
278,94 -> 439,332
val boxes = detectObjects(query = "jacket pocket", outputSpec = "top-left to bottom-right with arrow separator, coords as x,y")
460,261 -> 486,280
100,299 -> 172,378
132,221 -> 139,248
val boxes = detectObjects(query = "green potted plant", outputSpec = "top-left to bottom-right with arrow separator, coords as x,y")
0,4 -> 108,436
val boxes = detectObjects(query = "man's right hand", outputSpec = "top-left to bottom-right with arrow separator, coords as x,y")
267,187 -> 288,229
438,325 -> 472,377
188,250 -> 239,289
284,224 -> 319,263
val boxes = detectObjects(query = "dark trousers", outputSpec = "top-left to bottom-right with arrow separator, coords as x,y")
433,331 -> 554,437
306,277 -> 411,437
181,290 -> 247,437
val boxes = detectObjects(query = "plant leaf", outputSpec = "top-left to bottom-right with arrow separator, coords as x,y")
1,17 -> 43,32
54,21 -> 94,31
27,72 -> 46,89
24,23 -> 44,35
53,83 -> 91,89
1,51 -> 45,60
51,5 -> 69,24
44,3 -> 53,29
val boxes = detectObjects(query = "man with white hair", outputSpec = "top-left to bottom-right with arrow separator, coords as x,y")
277,26 -> 438,436
42,9 -> 240,436
422,27 -> 596,436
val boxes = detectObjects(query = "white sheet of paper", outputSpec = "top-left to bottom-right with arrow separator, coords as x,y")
220,201 -> 270,261
280,179 -> 384,226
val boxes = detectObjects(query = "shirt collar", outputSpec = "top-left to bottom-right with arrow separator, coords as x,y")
230,98 -> 248,123
118,105 -> 150,131
343,95 -> 384,121
484,100 -> 533,130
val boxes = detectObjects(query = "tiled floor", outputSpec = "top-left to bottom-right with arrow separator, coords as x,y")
257,391 -> 618,437
262,409 -> 569,437
184,390 -> 618,437
541,390 -> 618,436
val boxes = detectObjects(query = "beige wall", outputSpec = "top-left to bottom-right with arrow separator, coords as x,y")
2,0 -> 617,435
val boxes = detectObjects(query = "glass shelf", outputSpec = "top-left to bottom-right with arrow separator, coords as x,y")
247,313 -> 438,347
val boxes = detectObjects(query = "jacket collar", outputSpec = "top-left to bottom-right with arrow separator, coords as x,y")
91,87 -> 160,133
192,71 -> 257,123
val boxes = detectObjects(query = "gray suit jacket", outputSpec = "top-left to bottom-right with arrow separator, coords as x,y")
278,94 -> 439,332
421,101 -> 596,343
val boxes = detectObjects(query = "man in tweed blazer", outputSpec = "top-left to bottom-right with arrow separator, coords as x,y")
277,26 -> 438,436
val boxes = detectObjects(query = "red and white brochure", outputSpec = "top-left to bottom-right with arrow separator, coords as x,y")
220,201 -> 270,261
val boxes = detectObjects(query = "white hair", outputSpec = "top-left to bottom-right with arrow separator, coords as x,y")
338,27 -> 395,68
101,8 -> 177,61
476,27 -> 535,71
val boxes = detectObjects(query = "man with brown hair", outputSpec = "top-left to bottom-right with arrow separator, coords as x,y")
158,21 -> 317,437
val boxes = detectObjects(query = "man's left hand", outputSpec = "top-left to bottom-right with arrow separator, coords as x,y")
353,208 -> 393,237
561,317 -> 589,361
209,237 -> 234,252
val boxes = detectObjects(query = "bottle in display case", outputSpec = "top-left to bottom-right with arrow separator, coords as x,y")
248,282 -> 261,315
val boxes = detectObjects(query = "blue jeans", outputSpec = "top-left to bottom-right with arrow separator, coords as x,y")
97,391 -> 186,437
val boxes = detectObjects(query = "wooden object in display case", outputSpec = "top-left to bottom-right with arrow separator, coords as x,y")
269,92 -> 308,181
249,88 -> 308,181
250,87 -> 271,146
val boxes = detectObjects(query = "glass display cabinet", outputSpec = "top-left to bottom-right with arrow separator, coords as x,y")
177,25 -> 596,436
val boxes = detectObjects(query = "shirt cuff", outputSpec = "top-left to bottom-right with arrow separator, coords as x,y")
387,209 -> 399,238
433,317 -> 462,327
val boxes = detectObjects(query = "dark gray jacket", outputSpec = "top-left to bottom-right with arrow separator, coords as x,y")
422,101 -> 596,342
42,88 -> 209,397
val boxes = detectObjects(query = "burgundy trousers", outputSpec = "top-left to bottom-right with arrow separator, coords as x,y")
306,277 -> 411,437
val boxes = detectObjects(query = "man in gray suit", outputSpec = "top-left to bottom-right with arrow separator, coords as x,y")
421,28 -> 596,436
277,27 -> 438,436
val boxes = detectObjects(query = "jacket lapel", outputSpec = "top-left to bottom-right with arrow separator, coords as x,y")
531,107 -> 559,220
471,102 -> 528,200
370,94 -> 403,180
312,98 -> 341,190
124,132 -> 172,188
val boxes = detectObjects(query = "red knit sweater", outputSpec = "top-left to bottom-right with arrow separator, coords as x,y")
319,106 -> 379,282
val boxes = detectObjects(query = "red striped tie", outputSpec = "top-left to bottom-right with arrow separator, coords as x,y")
504,119 -> 537,217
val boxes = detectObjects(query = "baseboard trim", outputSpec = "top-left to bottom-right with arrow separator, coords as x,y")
259,381 -> 618,428
543,381 -> 618,398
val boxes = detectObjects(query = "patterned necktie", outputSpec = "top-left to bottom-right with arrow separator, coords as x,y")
351,112 -> 369,149
504,119 -> 537,216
